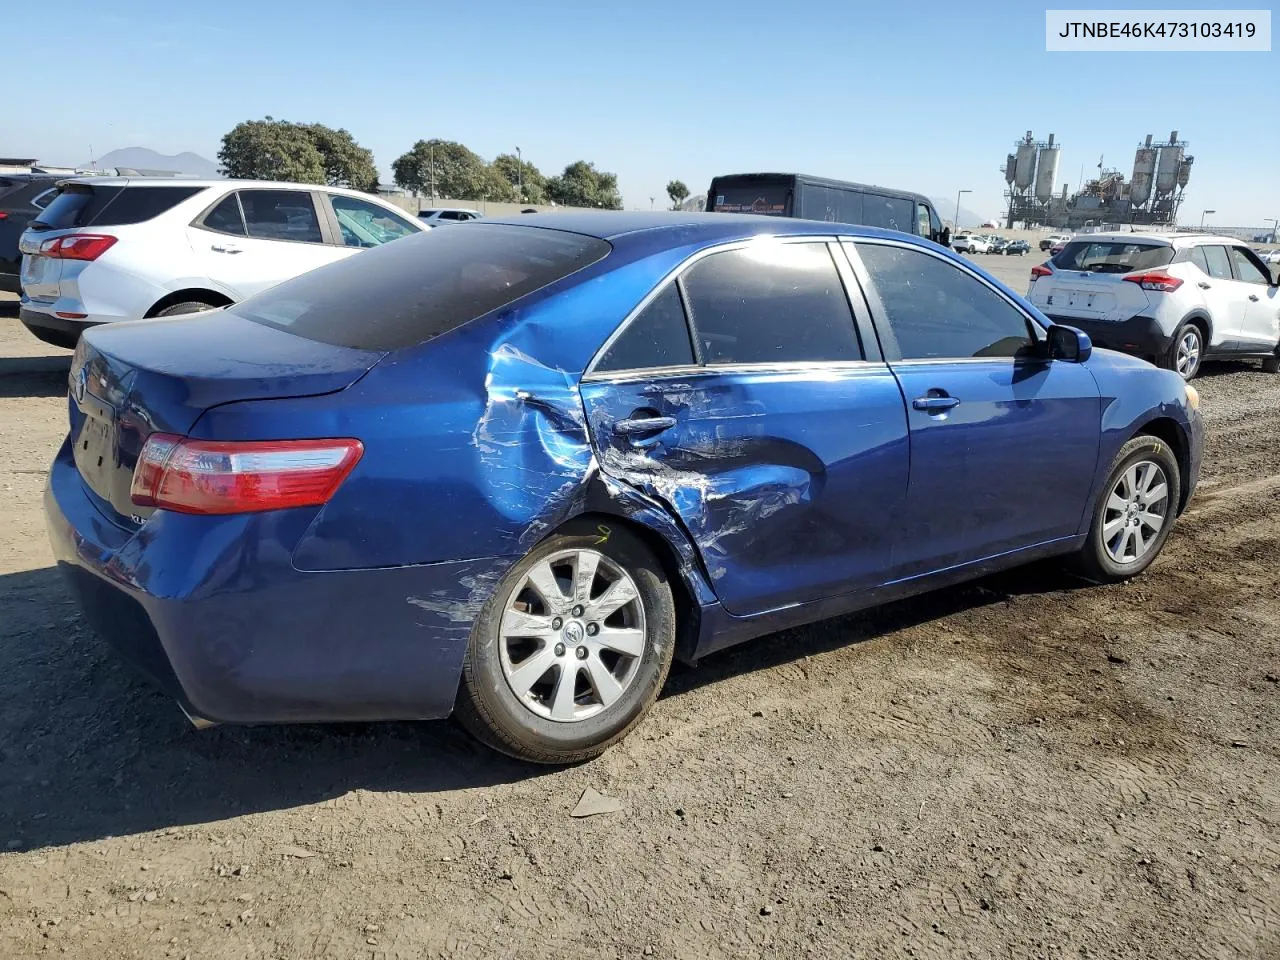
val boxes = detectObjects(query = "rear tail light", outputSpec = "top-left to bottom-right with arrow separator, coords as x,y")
1123,270 -> 1183,293
130,435 -> 364,515
37,234 -> 118,261
1030,264 -> 1053,280
0,212 -> 8,220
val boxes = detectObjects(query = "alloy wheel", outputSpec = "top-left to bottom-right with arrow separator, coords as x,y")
1101,460 -> 1170,565
498,549 -> 646,723
1176,330 -> 1201,379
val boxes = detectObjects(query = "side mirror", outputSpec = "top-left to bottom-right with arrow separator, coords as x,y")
940,227 -> 951,247
1047,324 -> 1092,363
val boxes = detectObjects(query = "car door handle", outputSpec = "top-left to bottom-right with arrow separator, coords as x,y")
912,396 -> 961,413
211,242 -> 242,254
1198,281 -> 1211,289
1249,294 -> 1260,302
613,415 -> 676,436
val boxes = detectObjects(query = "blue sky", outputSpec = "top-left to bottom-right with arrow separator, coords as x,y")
8,0 -> 1275,225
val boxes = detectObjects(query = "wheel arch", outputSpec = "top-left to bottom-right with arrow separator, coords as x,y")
145,288 -> 234,318
1133,416 -> 1193,515
1178,309 -> 1212,347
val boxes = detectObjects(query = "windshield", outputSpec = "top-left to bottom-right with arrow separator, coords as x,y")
1053,241 -> 1174,274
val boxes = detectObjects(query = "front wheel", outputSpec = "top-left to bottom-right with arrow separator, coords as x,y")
454,522 -> 676,763
1071,435 -> 1181,583
155,300 -> 220,318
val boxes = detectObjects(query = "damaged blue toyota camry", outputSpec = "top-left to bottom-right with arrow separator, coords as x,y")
45,212 -> 1203,763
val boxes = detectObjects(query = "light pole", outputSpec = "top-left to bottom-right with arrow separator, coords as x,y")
650,196 -> 655,210
954,189 -> 971,233
515,146 -> 523,201
1199,209 -> 1215,230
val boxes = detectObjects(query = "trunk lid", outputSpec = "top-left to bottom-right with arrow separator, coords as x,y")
68,311 -> 384,527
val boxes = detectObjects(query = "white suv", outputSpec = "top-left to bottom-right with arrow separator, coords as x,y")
1026,232 -> 1280,379
18,178 -> 424,348
952,235 -> 990,254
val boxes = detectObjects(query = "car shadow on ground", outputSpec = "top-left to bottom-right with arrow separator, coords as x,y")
0,355 -> 71,398
0,560 -> 1090,852
0,299 -> 18,319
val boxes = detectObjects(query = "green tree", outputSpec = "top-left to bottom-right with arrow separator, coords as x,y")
217,118 -> 325,184
392,139 -> 489,199
546,161 -> 623,210
300,123 -> 378,191
666,179 -> 690,210
492,153 -> 546,204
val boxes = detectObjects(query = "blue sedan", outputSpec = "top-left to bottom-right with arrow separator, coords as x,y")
45,213 -> 1203,762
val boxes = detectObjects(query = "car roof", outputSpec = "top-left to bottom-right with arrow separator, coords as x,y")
55,176 -> 386,199
479,211 -> 939,250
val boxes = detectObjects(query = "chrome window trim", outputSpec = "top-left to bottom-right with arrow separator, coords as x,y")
584,234 -> 846,378
582,358 -> 885,385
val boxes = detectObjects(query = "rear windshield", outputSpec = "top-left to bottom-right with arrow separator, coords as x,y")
32,184 -> 202,230
233,223 -> 612,351
1052,240 -> 1173,274
708,180 -> 792,216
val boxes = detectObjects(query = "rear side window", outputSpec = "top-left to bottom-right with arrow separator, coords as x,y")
201,194 -> 246,235
240,190 -> 323,243
680,242 -> 862,364
1190,246 -> 1212,275
1201,245 -> 1233,280
1053,241 -> 1173,274
596,284 -> 695,372
233,223 -> 611,351
33,184 -> 201,229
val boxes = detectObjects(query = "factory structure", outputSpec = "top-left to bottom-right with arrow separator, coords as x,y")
1002,131 -> 1193,230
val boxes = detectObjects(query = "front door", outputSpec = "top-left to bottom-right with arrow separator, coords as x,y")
1228,245 -> 1280,350
581,239 -> 910,616
847,239 -> 1101,581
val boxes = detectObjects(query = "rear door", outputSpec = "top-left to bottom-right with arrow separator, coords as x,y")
581,238 -> 910,616
186,188 -> 349,300
1195,244 -> 1250,346
1227,245 -> 1280,349
848,239 -> 1100,580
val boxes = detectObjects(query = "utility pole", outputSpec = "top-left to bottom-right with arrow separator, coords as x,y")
1200,209 -> 1215,230
516,146 -> 523,201
954,189 -> 971,232
430,143 -> 436,202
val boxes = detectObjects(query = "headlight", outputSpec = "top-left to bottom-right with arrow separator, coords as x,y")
1185,383 -> 1200,411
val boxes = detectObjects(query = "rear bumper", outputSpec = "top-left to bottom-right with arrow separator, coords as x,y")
1044,314 -> 1169,363
20,306 -> 99,349
44,437 -> 511,725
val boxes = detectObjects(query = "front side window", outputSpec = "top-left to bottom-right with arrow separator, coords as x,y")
1230,246 -> 1270,285
680,242 -> 862,364
1201,245 -> 1233,280
240,190 -> 323,244
856,242 -> 1036,360
330,194 -> 418,248
595,284 -> 695,372
916,203 -> 932,238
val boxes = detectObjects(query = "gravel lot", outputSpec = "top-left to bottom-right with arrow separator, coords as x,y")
1,277 -> 1278,960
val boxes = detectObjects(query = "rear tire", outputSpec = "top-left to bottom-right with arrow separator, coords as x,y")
1071,435 -> 1181,583
454,521 -> 676,764
1166,322 -> 1203,380
155,301 -> 220,318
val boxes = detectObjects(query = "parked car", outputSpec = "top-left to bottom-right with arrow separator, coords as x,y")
1261,249 -> 1280,265
0,174 -> 62,293
1004,240 -> 1031,256
987,237 -> 1009,254
418,207 -> 483,225
1027,232 -> 1280,379
18,178 -> 424,348
1050,238 -> 1070,255
1041,234 -> 1071,252
952,235 -> 990,254
46,212 -> 1203,763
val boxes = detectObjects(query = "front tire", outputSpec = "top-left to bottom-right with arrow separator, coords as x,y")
1072,435 -> 1181,583
155,300 -> 220,318
454,522 -> 676,764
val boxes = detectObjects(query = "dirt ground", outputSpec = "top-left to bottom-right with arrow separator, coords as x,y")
0,283 -> 1277,960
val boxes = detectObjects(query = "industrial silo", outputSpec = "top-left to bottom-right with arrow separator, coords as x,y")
1177,156 -> 1194,189
1005,154 -> 1017,185
1130,134 -> 1156,207
1034,134 -> 1059,202
1014,133 -> 1038,192
1155,130 -> 1183,196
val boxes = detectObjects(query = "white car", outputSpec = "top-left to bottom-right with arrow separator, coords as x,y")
952,235 -> 990,254
18,178 -> 424,348
1261,249 -> 1280,265
418,207 -> 482,226
1026,232 -> 1280,379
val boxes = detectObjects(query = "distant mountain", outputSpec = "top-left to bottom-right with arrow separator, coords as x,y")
85,148 -> 220,179
929,197 -> 988,231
